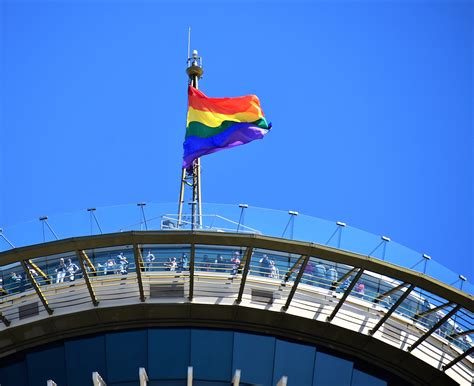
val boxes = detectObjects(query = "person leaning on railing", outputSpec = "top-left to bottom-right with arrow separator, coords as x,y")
55,258 -> 67,283
214,254 -> 226,273
66,259 -> 80,281
144,251 -> 155,272
165,257 -> 177,271
202,254 -> 212,271
230,252 -> 241,275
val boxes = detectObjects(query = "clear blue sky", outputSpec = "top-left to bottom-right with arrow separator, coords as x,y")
1,1 -> 472,281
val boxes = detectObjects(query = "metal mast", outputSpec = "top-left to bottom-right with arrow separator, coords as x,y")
177,49 -> 203,230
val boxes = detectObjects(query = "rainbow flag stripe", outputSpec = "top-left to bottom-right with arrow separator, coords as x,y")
183,86 -> 271,168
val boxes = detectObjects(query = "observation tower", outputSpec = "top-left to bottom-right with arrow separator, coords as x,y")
0,50 -> 472,386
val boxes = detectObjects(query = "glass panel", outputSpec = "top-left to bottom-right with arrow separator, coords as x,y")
0,262 -> 25,296
106,330 -> 147,383
140,244 -> 191,273
26,346 -> 67,385
273,339 -> 315,385
148,328 -> 190,379
84,245 -> 135,276
1,202 -> 472,295
313,351 -> 353,386
194,245 -> 241,275
0,361 -> 28,386
232,332 -> 276,386
65,335 -> 107,386
351,368 -> 387,386
300,257 -> 354,292
190,329 -> 233,381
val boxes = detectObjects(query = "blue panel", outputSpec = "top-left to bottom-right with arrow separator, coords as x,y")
351,368 -> 387,386
273,339 -> 315,385
106,330 -> 147,383
0,361 -> 28,386
190,329 -> 233,381
232,332 -> 275,386
65,335 -> 107,386
148,328 -> 191,379
313,351 -> 353,386
109,383 -> 139,386
27,346 -> 67,385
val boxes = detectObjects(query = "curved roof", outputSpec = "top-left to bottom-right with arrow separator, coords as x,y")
0,231 -> 472,385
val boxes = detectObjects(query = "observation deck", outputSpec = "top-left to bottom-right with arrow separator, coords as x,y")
0,204 -> 472,385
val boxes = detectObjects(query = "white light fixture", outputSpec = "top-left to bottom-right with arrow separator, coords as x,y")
381,236 -> 391,242
336,221 -> 346,227
288,210 -> 299,216
238,203 -> 248,209
422,254 -> 431,260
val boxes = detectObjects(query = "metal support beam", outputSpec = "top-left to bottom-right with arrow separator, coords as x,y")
80,249 -> 97,275
282,255 -> 309,311
21,260 -> 53,315
189,244 -> 196,301
76,250 -> 99,306
408,305 -> 461,352
327,269 -> 364,322
449,328 -> 474,340
330,267 -> 358,291
0,312 -> 10,327
442,346 -> 474,372
283,254 -> 306,282
236,247 -> 254,304
133,244 -> 146,302
27,260 -> 51,285
369,284 -> 415,335
374,281 -> 407,304
414,301 -> 453,320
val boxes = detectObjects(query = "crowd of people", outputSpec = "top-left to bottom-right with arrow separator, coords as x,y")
96,252 -> 129,275
0,258 -> 82,295
142,251 -> 281,278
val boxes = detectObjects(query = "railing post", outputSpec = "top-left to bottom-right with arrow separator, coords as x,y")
21,260 -> 53,315
133,244 -> 146,302
76,250 -> 99,306
281,255 -> 309,311
236,247 -> 254,304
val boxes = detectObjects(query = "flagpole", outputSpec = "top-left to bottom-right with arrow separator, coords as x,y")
177,50 -> 203,230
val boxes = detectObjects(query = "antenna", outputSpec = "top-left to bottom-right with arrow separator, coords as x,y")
187,27 -> 191,63
178,31 -> 204,230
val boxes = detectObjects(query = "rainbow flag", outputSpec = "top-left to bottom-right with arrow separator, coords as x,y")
183,86 -> 271,168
